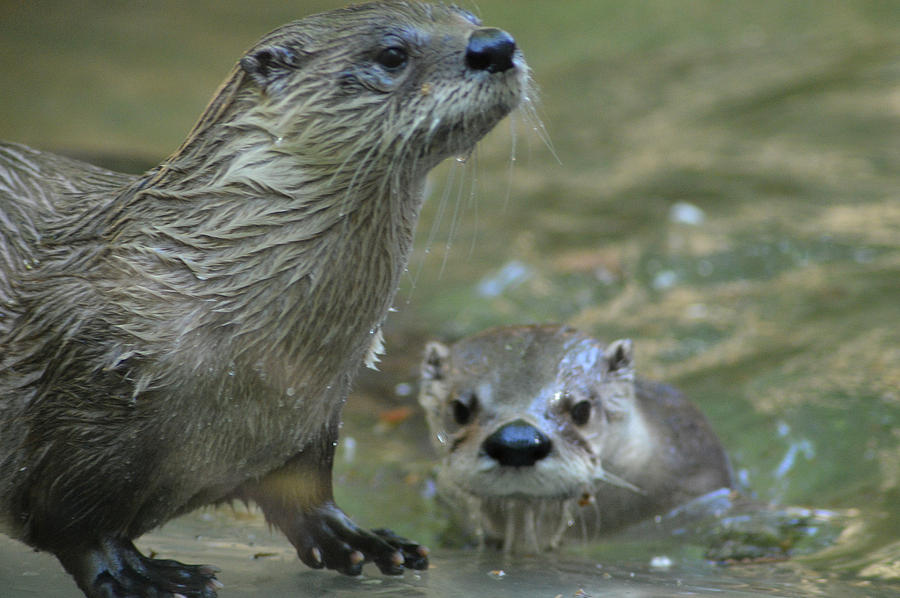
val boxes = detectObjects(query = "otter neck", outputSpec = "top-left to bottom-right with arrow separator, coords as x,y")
120,109 -> 427,391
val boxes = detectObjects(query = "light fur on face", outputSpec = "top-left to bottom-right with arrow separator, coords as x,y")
419,325 -> 651,552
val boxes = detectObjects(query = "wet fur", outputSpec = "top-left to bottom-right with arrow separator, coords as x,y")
0,2 -> 528,595
419,324 -> 732,552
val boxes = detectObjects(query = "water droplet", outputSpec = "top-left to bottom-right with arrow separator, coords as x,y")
652,270 -> 678,290
342,437 -> 357,463
455,147 -> 474,163
669,201 -> 705,225
650,555 -> 673,570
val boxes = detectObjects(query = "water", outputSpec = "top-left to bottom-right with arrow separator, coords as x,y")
1,1 -> 898,596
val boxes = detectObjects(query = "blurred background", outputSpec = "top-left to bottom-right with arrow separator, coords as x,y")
1,1 -> 898,596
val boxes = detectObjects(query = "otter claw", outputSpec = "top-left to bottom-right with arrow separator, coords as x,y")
371,528 -> 429,570
309,546 -> 324,567
293,505 -> 429,576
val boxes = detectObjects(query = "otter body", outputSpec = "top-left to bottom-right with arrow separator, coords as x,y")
418,325 -> 732,552
0,3 -> 528,596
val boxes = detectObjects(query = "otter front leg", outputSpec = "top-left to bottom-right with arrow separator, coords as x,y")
240,445 -> 428,576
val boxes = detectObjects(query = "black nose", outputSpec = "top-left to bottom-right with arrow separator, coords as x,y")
482,419 -> 552,467
466,28 -> 517,74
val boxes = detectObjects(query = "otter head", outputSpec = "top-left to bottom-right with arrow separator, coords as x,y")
418,325 -> 640,502
166,2 -> 530,199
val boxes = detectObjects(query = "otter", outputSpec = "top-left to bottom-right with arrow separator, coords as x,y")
418,324 -> 732,553
0,3 -> 528,596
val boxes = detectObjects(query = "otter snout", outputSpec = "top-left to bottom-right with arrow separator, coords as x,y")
482,419 -> 552,467
466,28 -> 517,74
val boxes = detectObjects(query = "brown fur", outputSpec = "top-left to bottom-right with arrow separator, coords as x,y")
418,324 -> 732,552
0,2 -> 529,596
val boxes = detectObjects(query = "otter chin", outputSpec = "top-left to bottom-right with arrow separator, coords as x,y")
0,3 -> 529,597
418,324 -> 733,553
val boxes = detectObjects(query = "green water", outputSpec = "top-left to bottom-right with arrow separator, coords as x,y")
1,1 -> 898,596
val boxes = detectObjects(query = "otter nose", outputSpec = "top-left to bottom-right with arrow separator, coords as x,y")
483,419 -> 552,467
466,28 -> 517,74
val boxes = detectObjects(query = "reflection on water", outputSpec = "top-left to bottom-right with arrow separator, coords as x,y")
0,509 -> 878,598
1,0 -> 898,596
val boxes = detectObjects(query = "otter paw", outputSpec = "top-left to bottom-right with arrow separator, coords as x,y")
370,528 -> 430,571
293,504 -> 429,576
61,537 -> 221,598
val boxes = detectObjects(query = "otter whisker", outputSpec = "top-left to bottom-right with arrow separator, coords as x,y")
405,159 -> 462,301
524,503 -> 541,553
547,498 -> 574,550
438,152 -> 475,279
502,500 -> 516,554
518,92 -> 558,165
593,467 -> 644,495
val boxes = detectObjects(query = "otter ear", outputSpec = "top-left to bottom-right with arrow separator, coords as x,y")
605,339 -> 634,377
240,43 -> 305,92
421,341 -> 451,382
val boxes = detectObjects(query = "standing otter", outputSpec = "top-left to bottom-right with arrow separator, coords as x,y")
0,3 -> 528,596
418,324 -> 732,553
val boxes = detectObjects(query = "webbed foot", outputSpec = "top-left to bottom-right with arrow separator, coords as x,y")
59,537 -> 221,598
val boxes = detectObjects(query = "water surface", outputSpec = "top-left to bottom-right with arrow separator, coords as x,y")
1,1 -> 898,596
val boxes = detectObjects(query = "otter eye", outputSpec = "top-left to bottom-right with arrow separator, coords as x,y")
570,400 -> 592,426
450,392 -> 477,425
375,46 -> 408,70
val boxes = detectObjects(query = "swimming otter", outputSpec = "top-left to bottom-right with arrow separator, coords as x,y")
418,324 -> 732,553
0,3 -> 528,596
